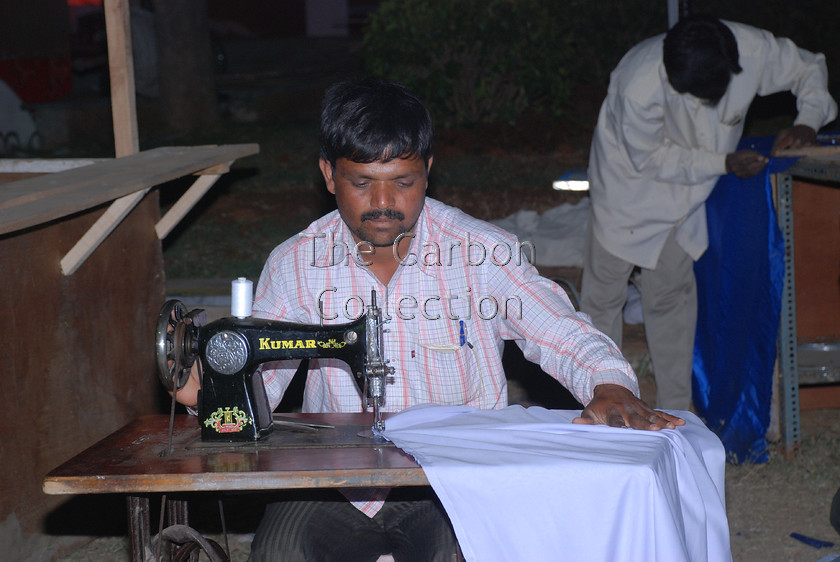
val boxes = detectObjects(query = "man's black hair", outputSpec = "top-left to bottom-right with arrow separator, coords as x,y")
319,77 -> 434,167
663,15 -> 742,105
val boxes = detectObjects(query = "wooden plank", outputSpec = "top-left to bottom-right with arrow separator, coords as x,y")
792,179 -> 840,340
43,415 -> 428,495
0,144 -> 258,236
63,0 -> 138,277
0,173 -> 46,185
104,0 -> 138,156
155,173 -> 224,239
0,159 -> 106,173
799,384 -> 840,410
61,189 -> 149,275
44,465 -> 427,495
775,145 -> 840,158
196,162 -> 231,175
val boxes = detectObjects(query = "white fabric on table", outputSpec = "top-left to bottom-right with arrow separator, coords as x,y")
382,404 -> 730,562
490,198 -> 590,267
490,198 -> 644,324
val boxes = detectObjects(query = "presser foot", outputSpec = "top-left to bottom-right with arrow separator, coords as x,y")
357,427 -> 389,443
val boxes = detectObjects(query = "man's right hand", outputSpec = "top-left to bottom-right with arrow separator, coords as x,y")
725,150 -> 769,178
171,362 -> 201,408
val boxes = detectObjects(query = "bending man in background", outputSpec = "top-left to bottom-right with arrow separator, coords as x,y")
582,15 -> 837,410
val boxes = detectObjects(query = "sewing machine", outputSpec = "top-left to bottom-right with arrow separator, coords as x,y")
155,290 -> 394,442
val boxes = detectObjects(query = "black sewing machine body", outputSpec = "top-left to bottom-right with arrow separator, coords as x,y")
197,315 -> 368,441
156,294 -> 391,443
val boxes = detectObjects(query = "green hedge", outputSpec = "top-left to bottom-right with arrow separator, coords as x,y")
362,0 -> 668,127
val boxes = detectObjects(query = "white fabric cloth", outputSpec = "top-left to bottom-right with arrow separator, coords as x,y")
383,404 -> 730,562
490,199 -> 644,324
490,198 -> 590,267
588,20 -> 837,269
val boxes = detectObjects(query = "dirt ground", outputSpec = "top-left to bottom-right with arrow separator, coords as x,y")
51,35 -> 840,561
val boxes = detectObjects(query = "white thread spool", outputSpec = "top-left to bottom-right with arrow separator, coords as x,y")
231,277 -> 253,318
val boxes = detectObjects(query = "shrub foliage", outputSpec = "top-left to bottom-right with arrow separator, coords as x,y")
362,0 -> 667,127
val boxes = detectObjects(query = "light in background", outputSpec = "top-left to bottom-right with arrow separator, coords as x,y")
552,170 -> 589,191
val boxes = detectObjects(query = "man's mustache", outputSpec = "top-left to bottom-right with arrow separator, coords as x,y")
361,209 -> 405,222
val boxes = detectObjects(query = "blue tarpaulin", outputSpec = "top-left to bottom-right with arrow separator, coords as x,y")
692,136 -> 796,463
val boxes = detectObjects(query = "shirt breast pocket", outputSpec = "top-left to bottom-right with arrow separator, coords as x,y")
416,320 -> 482,406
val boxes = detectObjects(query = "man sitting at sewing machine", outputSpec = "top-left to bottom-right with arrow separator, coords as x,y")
176,77 -> 684,561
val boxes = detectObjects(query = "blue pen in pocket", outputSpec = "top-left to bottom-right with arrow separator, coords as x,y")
459,320 -> 466,347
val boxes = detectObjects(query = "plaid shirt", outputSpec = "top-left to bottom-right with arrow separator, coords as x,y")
253,198 -> 638,514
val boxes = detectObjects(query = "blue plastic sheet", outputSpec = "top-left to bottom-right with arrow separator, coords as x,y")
692,136 -> 796,464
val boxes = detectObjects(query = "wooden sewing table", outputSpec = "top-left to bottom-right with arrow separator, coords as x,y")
43,413 -> 426,561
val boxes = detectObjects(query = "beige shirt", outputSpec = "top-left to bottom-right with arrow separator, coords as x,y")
588,21 -> 837,269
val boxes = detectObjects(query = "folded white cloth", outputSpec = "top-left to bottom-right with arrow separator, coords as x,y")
382,404 -> 730,562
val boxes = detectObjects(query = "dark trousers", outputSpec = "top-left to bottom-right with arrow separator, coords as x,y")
248,488 -> 461,561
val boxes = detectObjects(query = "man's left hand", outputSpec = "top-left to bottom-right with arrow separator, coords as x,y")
771,125 -> 817,155
573,384 -> 685,431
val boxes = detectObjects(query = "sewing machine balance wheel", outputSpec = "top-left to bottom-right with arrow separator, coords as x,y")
155,299 -> 204,390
